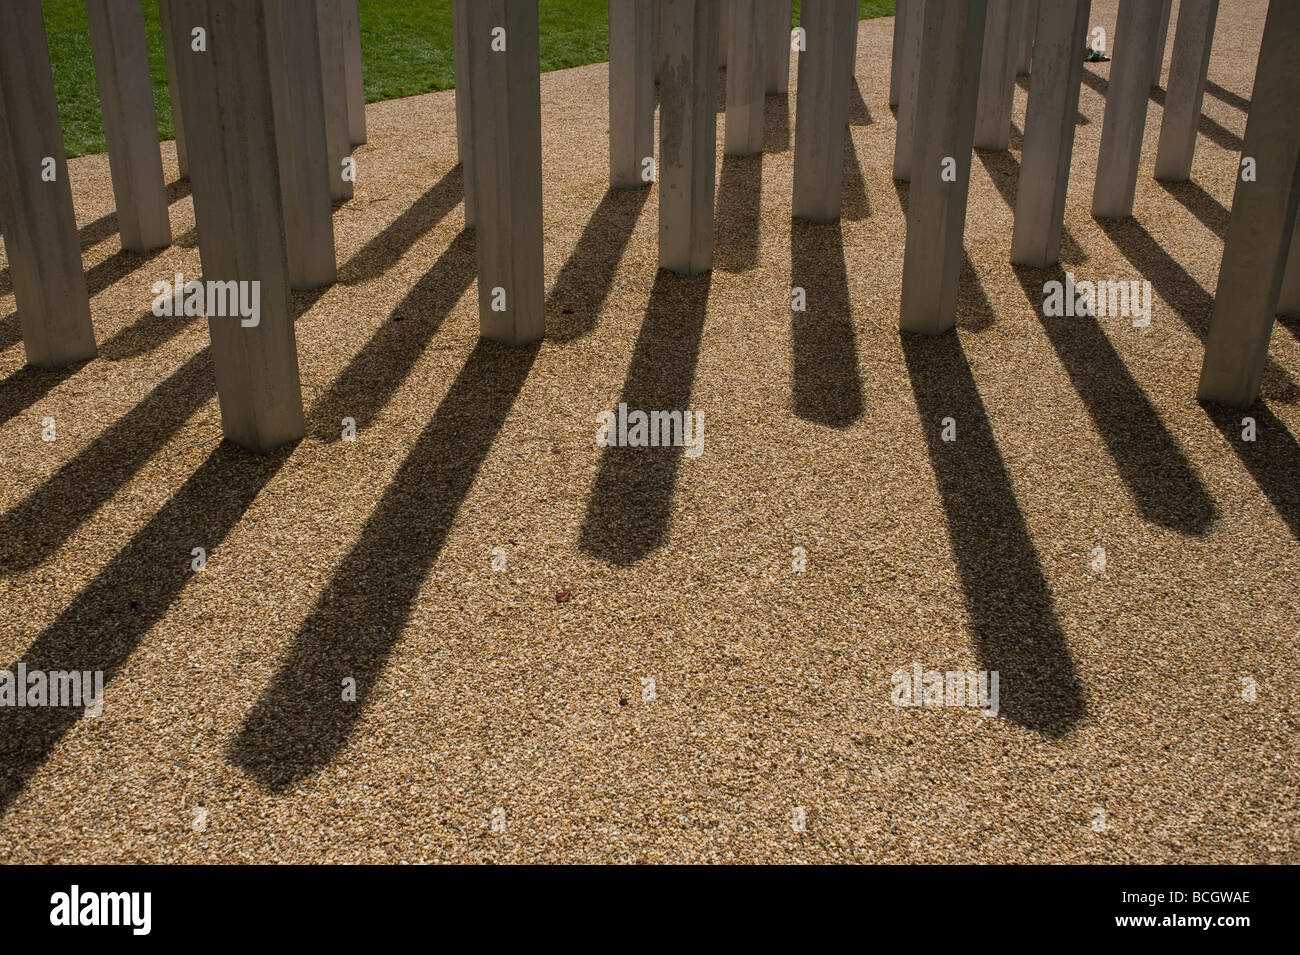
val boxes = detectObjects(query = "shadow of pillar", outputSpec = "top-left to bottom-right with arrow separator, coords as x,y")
790,217 -> 863,426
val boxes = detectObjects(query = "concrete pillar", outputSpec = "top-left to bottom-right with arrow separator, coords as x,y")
793,0 -> 857,221
266,0 -> 337,289
1154,0 -> 1219,182
726,0 -> 767,156
316,0 -> 352,201
1011,0 -> 1091,268
1016,0 -> 1037,75
658,0 -> 719,275
890,0 -> 909,107
465,0 -> 545,345
166,0 -> 305,453
654,0 -> 662,83
1091,0 -> 1163,220
765,0 -> 792,94
974,0 -> 1023,151
899,0 -> 988,334
0,0 -> 97,369
451,0 -> 476,225
719,0 -> 730,68
158,0 -> 189,178
86,0 -> 172,252
1151,0 -> 1173,87
1281,218 -> 1300,319
892,0 -> 925,181
341,0 -> 366,145
1197,0 -> 1300,409
610,0 -> 656,187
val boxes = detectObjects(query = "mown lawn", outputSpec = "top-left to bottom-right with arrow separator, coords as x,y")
44,0 -> 894,158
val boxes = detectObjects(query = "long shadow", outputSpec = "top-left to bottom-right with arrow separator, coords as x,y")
580,270 -> 710,566
0,365 -> 82,430
337,164 -> 465,285
1157,179 -> 1228,240
228,339 -> 538,788
0,439 -> 294,814
84,246 -> 167,298
308,229 -> 476,439
790,218 -> 864,425
1010,262 -> 1217,535
1095,216 -> 1298,403
1204,79 -> 1249,113
0,172 -> 467,573
1080,69 -> 1244,153
849,78 -> 872,126
546,187 -> 649,341
716,154 -> 763,272
901,331 -> 1085,738
975,142 -> 1088,264
764,92 -> 790,152
842,134 -> 870,221
1202,401 -> 1300,540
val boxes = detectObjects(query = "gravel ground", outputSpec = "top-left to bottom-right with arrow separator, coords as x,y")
0,0 -> 1296,863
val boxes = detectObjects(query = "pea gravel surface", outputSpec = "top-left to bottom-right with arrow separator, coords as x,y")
0,0 -> 1296,863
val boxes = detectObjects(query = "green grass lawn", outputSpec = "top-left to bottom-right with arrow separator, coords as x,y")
45,0 -> 894,158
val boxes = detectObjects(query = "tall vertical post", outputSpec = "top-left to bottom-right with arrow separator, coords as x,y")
610,0 -> 656,188
658,0 -> 719,275
1197,1 -> 1300,409
1151,0 -> 1173,87
892,0 -> 925,181
890,0 -> 909,107
1011,0 -> 1091,268
158,0 -> 190,178
718,0 -> 730,68
792,0 -> 857,221
167,0 -> 305,453
1154,0 -> 1219,182
465,0 -> 545,345
1091,0 -> 1163,220
452,0 -> 476,225
341,0 -> 366,146
900,0 -> 988,334
86,0 -> 172,252
765,0 -> 792,94
974,0 -> 1023,152
726,0 -> 767,156
266,0 -> 337,290
1016,0 -> 1037,75
0,0 -> 98,368
316,0 -> 353,201
1281,219 -> 1300,319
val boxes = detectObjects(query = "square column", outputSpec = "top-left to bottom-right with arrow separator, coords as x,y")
1153,0 -> 1219,182
610,0 -> 656,188
900,0 -> 988,334
342,0 -> 366,146
1281,217 -> 1300,319
657,0 -> 720,275
1016,0 -> 1037,75
86,0 -> 172,251
315,0 -> 353,201
1091,0 -> 1164,220
889,0 -> 909,107
266,0 -> 337,289
718,0 -> 730,68
0,0 -> 97,369
765,0 -> 792,95
1011,0 -> 1091,267
725,0 -> 767,156
974,0 -> 1023,152
465,0 -> 545,345
167,0 -> 305,453
452,0 -> 476,224
792,0 -> 857,222
1197,0 -> 1300,409
1151,0 -> 1173,87
158,0 -> 190,178
891,0 -> 925,181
